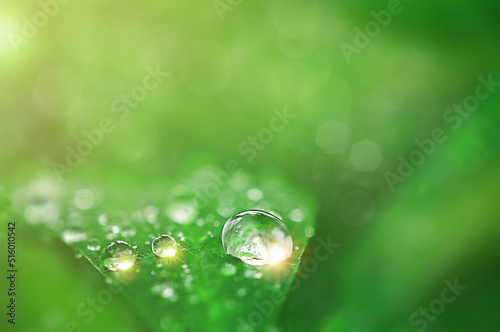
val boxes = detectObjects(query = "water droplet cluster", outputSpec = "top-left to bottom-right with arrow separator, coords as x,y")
12,168 -> 315,315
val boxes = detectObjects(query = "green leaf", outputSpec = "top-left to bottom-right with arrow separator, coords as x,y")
9,159 -> 316,332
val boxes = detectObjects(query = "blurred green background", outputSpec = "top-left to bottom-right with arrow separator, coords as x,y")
1,0 -> 500,331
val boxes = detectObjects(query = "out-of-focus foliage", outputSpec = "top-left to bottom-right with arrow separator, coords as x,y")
1,0 -> 500,331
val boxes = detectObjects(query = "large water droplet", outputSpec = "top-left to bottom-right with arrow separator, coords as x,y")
222,210 -> 293,266
102,241 -> 137,271
152,234 -> 177,257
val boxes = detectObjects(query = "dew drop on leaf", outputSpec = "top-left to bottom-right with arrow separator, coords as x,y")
102,240 -> 137,271
87,238 -> 101,251
152,234 -> 177,258
222,210 -> 293,266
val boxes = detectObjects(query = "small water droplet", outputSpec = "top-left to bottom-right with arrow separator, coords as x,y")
289,208 -> 305,222
87,238 -> 101,251
196,219 -> 204,227
165,186 -> 198,225
144,205 -> 159,223
98,214 -> 108,225
244,269 -> 263,279
121,228 -> 137,237
217,205 -> 235,218
213,220 -> 220,227
62,229 -> 87,244
237,288 -> 247,297
106,232 -> 117,240
184,275 -> 194,288
102,241 -> 137,271
162,286 -> 174,298
246,188 -> 263,201
152,234 -> 177,257
220,263 -> 237,276
222,210 -> 293,266
74,189 -> 96,210
305,226 -> 315,238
